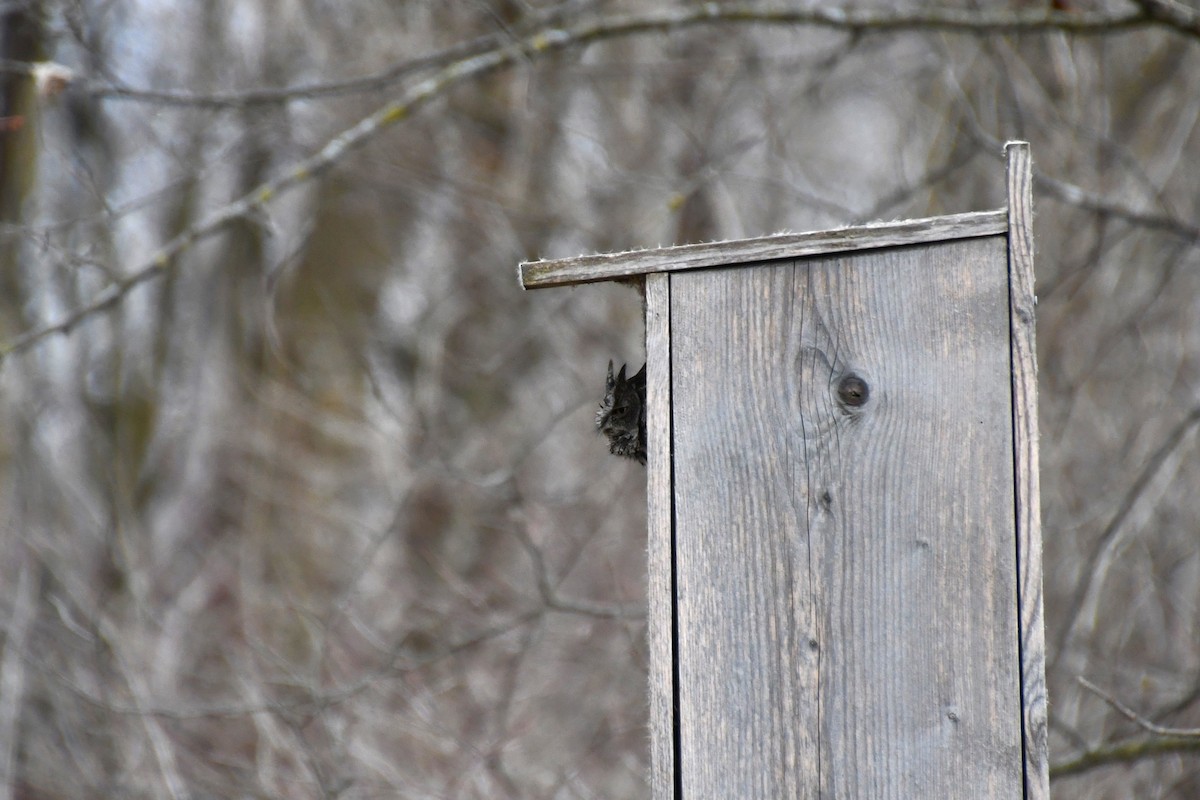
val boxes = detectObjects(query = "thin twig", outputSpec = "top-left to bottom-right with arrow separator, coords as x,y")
1078,676 -> 1200,738
1054,406 -> 1200,667
1035,171 -> 1200,244
510,521 -> 644,620
1053,677 -> 1200,778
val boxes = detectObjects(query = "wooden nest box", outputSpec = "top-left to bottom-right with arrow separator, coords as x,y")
519,142 -> 1047,799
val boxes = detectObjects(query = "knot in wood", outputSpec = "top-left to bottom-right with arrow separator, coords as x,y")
836,373 -> 870,408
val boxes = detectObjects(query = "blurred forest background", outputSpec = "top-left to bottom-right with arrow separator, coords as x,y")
1,1 -> 1199,798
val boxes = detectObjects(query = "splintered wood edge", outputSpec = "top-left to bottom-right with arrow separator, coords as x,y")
518,208 -> 1008,289
1005,140 -> 1050,800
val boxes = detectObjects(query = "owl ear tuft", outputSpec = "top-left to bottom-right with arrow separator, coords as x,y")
617,363 -> 628,382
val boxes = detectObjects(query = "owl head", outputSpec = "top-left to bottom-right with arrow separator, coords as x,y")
596,360 -> 647,464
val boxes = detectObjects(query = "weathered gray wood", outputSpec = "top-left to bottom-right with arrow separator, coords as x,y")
519,209 -> 1008,289
644,273 -> 676,800
1005,140 -> 1049,800
670,237 -> 1023,797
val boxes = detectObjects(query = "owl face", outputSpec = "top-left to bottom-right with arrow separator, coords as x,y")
596,360 -> 647,464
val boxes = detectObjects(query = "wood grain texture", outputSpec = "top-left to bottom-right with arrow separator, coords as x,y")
644,273 -> 677,800
1005,141 -> 1050,800
670,237 -> 1023,797
519,210 -> 1008,289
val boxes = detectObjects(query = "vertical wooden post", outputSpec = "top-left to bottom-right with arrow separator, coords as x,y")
517,142 -> 1044,798
1005,141 -> 1050,800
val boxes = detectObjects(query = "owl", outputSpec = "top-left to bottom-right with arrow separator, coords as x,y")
596,360 -> 647,464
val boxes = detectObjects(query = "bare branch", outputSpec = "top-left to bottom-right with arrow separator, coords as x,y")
98,622 -> 191,800
0,4 -> 1161,108
0,3 -> 1168,365
954,97 -> 1200,246
1051,735 -> 1200,780
1078,676 -> 1200,738
1134,0 -> 1200,38
43,610 -> 544,722
1054,405 -> 1200,668
571,4 -> 1153,38
511,519 -> 644,620
1035,171 -> 1200,244
1,3 -> 592,108
0,41 -> 519,363
83,21 -> 547,109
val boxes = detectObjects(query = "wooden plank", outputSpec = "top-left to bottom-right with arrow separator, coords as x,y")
519,209 -> 1008,289
644,273 -> 677,800
670,236 -> 1023,797
670,260 -> 818,798
1005,141 -> 1050,800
